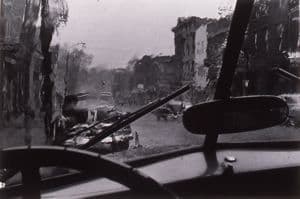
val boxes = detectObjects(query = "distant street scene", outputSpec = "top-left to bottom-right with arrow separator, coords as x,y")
0,0 -> 299,160
2,1 -> 300,198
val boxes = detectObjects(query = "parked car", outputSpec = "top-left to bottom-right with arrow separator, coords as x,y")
152,100 -> 191,121
278,94 -> 300,126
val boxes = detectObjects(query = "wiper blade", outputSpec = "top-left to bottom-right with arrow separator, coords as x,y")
273,67 -> 300,82
79,84 -> 191,149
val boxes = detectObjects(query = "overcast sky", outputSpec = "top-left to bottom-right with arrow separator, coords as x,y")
52,0 -> 236,69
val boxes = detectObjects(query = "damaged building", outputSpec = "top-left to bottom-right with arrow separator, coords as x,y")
152,55 -> 182,93
112,68 -> 132,104
232,0 -> 300,96
172,16 -> 231,103
0,0 -> 42,125
130,55 -> 181,93
112,55 -> 182,105
172,0 -> 299,101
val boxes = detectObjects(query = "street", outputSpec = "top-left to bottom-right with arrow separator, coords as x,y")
106,105 -> 300,161
2,105 -> 300,185
1,105 -> 300,161
126,107 -> 203,148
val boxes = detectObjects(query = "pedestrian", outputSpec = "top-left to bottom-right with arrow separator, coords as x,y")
133,131 -> 142,148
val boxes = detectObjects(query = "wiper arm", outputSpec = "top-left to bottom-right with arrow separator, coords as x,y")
79,84 -> 191,150
273,67 -> 300,82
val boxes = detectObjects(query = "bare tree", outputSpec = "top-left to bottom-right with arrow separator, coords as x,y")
40,0 -> 68,141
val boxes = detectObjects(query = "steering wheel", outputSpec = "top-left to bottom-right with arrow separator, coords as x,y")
0,146 -> 176,199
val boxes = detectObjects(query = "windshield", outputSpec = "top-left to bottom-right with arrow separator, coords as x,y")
0,0 -> 299,162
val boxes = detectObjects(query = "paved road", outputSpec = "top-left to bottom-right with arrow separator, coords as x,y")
106,106 -> 300,161
121,105 -> 300,146
1,105 -> 300,161
129,111 -> 203,148
2,105 -> 300,184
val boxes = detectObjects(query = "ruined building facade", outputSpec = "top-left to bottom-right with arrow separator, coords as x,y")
172,0 -> 299,101
172,16 -> 230,102
233,0 -> 300,96
111,55 -> 182,105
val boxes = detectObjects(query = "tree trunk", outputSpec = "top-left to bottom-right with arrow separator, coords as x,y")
18,0 -> 40,111
40,0 -> 55,141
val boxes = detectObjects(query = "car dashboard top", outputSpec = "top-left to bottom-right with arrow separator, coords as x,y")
41,146 -> 300,198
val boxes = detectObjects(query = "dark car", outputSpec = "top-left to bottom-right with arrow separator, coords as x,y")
152,100 -> 191,121
152,107 -> 175,121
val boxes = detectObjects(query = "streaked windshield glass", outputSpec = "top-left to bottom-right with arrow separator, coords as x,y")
0,0 -> 299,161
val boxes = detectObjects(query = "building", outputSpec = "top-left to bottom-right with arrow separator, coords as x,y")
116,55 -> 183,105
172,17 -> 211,86
172,16 -> 230,102
2,0 -> 25,43
152,55 -> 182,92
131,55 -> 160,91
112,68 -> 132,104
131,55 -> 181,91
232,0 -> 300,96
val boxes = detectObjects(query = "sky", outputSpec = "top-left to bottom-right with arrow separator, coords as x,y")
52,0 -> 236,69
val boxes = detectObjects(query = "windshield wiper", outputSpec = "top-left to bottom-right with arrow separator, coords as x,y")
273,67 -> 300,82
79,84 -> 191,150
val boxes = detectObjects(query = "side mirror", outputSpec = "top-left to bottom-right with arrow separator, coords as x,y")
183,96 -> 289,135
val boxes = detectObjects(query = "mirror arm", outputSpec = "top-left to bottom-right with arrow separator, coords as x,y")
204,132 -> 219,151
204,0 -> 254,149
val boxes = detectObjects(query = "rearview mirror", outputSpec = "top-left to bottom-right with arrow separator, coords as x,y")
183,96 -> 289,134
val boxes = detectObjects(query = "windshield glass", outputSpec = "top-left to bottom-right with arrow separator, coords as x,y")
0,0 -> 299,162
